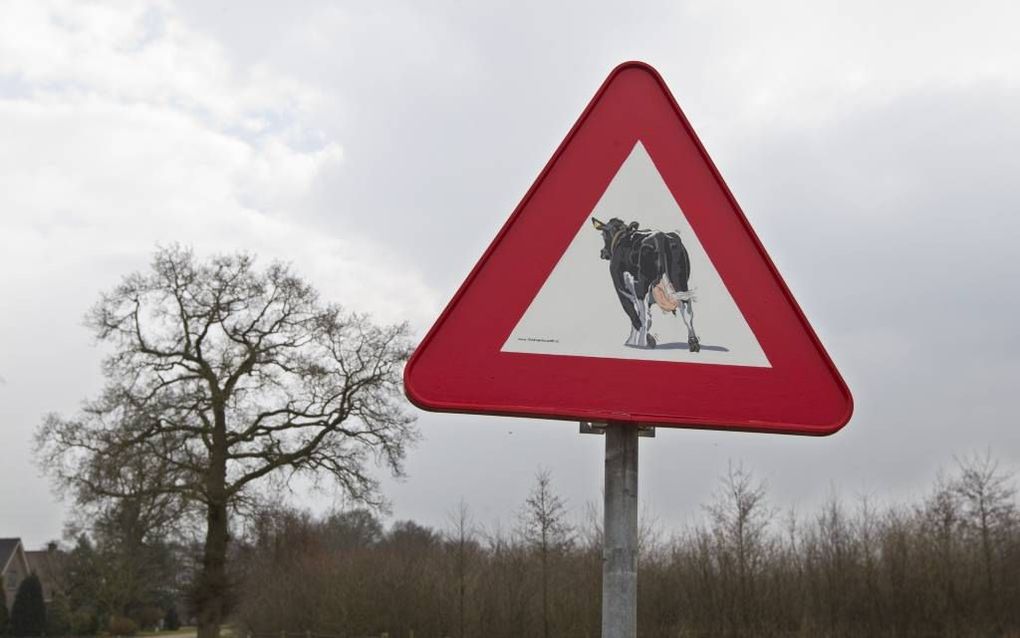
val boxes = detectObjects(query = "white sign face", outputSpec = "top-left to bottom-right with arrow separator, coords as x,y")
502,142 -> 770,368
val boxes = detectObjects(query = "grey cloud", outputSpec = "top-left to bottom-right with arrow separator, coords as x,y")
3,0 -> 1019,544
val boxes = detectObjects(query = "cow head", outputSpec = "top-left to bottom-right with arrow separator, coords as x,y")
591,217 -> 632,260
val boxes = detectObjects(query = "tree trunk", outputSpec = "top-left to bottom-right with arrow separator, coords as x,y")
541,546 -> 549,638
457,545 -> 465,638
198,411 -> 230,638
197,497 -> 229,638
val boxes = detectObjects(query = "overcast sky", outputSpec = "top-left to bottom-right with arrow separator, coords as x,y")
2,0 -> 1019,546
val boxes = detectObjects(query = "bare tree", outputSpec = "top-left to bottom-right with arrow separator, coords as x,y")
952,451 -> 1017,614
705,463 -> 772,633
520,469 -> 572,638
446,500 -> 477,638
922,471 -> 963,629
36,246 -> 417,638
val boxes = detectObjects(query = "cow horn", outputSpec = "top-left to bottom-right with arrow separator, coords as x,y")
591,217 -> 605,230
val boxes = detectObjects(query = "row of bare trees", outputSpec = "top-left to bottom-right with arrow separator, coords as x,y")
234,456 -> 1019,638
644,456 -> 1019,637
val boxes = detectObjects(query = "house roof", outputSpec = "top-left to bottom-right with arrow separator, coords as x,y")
25,549 -> 66,594
0,538 -> 22,573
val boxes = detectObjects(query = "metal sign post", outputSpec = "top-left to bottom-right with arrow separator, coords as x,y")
603,423 -> 638,638
582,422 -> 653,638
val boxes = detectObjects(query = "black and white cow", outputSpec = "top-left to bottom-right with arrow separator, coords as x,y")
591,217 -> 700,351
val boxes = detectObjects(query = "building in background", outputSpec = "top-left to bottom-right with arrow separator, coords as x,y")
0,538 -> 30,610
25,543 -> 66,603
0,538 -> 64,608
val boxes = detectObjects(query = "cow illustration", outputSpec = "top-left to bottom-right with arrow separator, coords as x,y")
591,217 -> 700,351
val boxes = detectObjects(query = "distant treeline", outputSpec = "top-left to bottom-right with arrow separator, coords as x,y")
234,454 -> 1020,638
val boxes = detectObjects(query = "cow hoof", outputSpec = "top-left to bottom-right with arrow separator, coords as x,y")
689,338 -> 700,353
647,335 -> 657,349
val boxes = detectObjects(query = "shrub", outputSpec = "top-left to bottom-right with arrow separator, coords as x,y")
135,606 -> 163,631
108,615 -> 138,636
0,586 -> 9,635
45,594 -> 72,637
164,607 -> 181,631
10,574 -> 46,637
71,609 -> 100,636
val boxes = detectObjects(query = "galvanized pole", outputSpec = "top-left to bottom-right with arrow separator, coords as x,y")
602,422 -> 639,638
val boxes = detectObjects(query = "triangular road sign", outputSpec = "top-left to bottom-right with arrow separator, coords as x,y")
404,62 -> 852,435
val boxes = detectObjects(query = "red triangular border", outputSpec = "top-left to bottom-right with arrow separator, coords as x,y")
404,62 -> 852,435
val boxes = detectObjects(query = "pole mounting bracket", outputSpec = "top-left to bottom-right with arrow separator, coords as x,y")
579,421 -> 655,437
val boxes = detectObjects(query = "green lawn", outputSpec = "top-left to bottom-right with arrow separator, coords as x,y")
137,627 -> 197,637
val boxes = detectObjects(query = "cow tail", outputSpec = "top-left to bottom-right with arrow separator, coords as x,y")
668,233 -> 692,295
655,234 -> 669,285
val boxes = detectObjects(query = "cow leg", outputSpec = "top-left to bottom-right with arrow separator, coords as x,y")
639,285 -> 657,348
626,327 -> 641,346
679,299 -> 700,352
635,293 -> 653,348
620,273 -> 643,346
644,296 -> 657,348
619,300 -> 641,347
623,273 -> 654,347
631,275 -> 655,348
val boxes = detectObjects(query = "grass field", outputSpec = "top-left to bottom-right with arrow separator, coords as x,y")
138,627 -> 197,638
